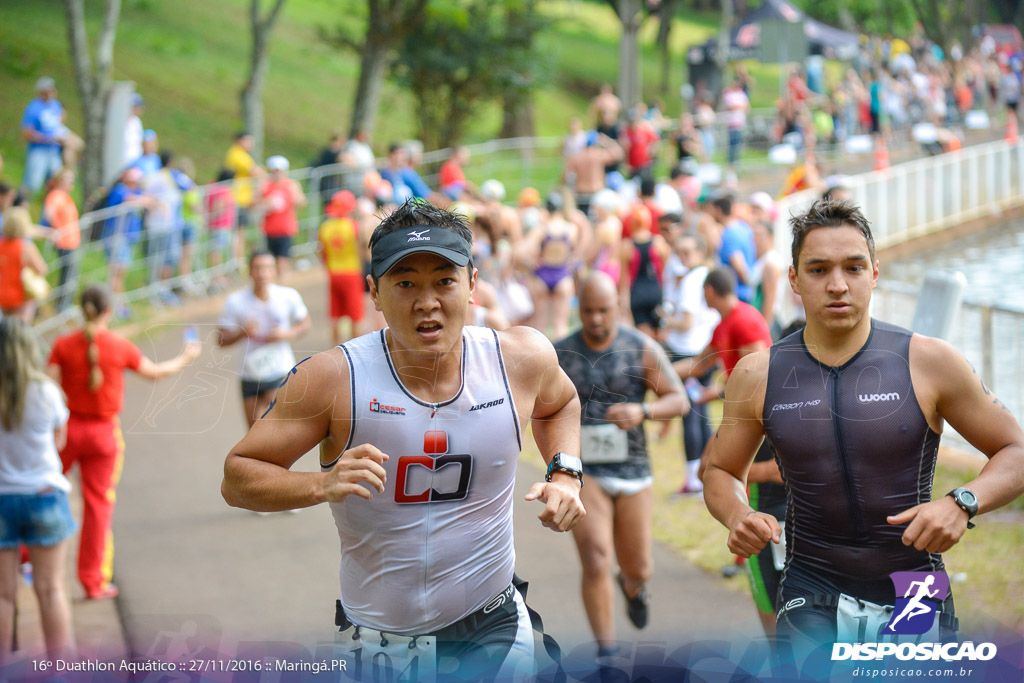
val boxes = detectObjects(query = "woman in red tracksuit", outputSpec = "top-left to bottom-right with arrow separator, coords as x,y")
46,284 -> 199,598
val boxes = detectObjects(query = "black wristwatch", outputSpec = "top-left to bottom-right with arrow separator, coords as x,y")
947,487 -> 978,529
546,452 -> 584,486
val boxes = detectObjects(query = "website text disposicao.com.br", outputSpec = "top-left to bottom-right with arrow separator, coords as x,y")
836,640 -> 997,679
849,665 -> 981,678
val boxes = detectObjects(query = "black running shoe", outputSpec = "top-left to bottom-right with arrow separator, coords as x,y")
617,573 -> 649,629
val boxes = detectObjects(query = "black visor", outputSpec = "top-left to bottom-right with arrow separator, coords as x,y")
370,225 -> 473,279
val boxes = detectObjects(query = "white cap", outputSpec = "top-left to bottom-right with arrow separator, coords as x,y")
480,179 -> 506,201
266,155 -> 289,171
750,191 -> 775,212
591,188 -> 622,214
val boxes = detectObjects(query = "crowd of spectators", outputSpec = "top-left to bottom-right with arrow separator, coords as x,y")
0,25 -> 1019,331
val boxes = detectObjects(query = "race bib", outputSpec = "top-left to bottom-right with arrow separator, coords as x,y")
338,625 -> 436,683
241,342 -> 292,381
836,594 -> 940,644
581,424 -> 629,464
836,594 -> 892,643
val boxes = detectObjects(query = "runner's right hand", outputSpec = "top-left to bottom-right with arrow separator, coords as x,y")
727,510 -> 781,558
323,444 -> 389,503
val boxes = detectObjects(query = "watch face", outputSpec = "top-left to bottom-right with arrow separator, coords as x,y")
959,490 -> 977,506
558,453 -> 583,472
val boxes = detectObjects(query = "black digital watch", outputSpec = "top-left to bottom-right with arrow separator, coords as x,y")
947,487 -> 979,529
546,452 -> 584,486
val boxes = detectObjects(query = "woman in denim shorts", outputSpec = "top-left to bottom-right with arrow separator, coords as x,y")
0,318 -> 76,661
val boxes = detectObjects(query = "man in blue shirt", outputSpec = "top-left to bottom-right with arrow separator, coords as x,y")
709,194 -> 756,303
379,143 -> 432,202
132,130 -> 163,176
21,77 -> 77,195
103,168 -> 153,318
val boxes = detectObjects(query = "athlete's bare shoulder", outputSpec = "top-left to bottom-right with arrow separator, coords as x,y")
496,325 -> 556,367
268,346 -> 351,421
724,348 -> 771,421
909,332 -> 975,420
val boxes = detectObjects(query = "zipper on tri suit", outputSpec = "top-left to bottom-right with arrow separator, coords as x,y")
831,367 -> 865,536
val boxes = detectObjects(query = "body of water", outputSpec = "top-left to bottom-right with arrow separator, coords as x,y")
883,218 -> 1024,308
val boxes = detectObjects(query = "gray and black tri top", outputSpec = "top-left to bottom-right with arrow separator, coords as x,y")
555,325 -> 652,480
763,319 -> 943,596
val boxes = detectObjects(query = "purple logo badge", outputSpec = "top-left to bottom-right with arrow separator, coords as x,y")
886,571 -> 949,635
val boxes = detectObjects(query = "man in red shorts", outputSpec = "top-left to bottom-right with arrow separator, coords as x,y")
318,190 -> 364,346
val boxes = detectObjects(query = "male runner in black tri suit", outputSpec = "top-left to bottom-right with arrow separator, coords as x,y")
703,199 -> 1024,650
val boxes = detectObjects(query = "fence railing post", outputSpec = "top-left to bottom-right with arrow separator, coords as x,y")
981,304 -> 995,392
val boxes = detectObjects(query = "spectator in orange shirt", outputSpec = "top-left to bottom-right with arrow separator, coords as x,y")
46,284 -> 199,599
0,207 -> 47,323
778,153 -> 824,199
42,169 -> 80,311
318,191 -> 364,346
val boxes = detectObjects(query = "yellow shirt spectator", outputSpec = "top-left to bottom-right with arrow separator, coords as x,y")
224,137 -> 259,208
319,216 -> 361,275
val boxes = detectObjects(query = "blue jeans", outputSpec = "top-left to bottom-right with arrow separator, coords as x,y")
0,489 -> 77,548
22,145 -> 63,194
728,129 -> 743,166
682,367 -> 715,462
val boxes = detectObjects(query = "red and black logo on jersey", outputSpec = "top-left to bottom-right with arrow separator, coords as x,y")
369,398 -> 406,415
394,430 -> 473,503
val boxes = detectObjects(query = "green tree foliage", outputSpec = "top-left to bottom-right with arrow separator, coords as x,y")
391,0 -> 549,149
792,0 -> 915,37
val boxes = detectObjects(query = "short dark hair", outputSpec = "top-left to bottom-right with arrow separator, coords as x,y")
368,199 -> 474,286
159,150 -> 173,167
249,249 -> 274,267
639,175 -> 656,197
789,198 -> 875,271
703,267 -> 736,297
711,194 -> 733,217
234,131 -> 251,141
216,168 -> 235,183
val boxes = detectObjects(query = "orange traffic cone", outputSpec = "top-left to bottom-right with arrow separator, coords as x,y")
873,137 -> 890,172
1006,115 -> 1019,145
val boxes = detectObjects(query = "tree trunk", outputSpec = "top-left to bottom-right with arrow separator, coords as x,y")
499,90 -> 535,139
64,0 -> 121,200
240,0 -> 287,163
715,0 -> 732,75
349,41 -> 391,138
656,0 -> 674,97
617,0 -> 642,111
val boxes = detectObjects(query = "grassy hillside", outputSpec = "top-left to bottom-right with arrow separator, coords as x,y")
0,0 -> 732,185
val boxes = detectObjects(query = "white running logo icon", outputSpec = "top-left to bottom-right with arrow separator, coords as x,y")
887,575 -> 938,631
407,229 -> 430,241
